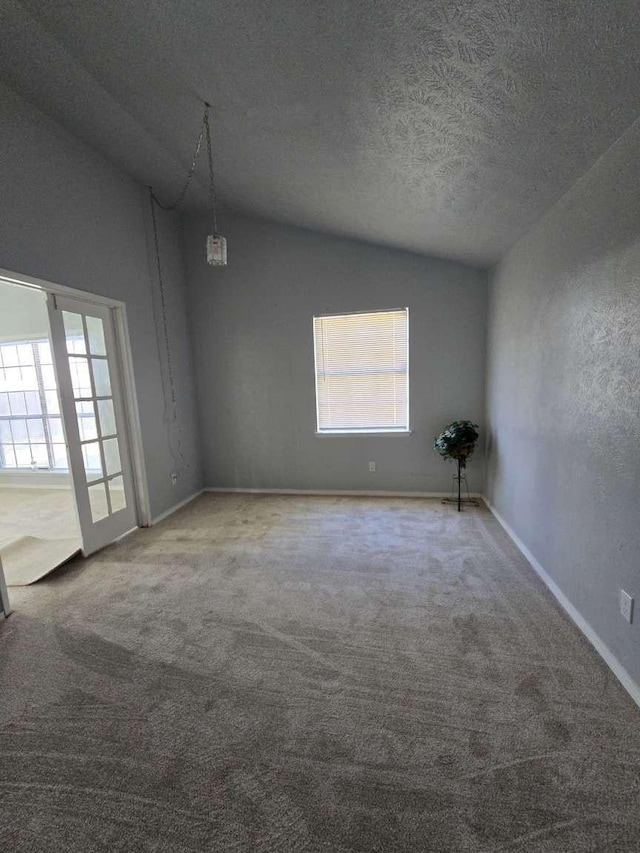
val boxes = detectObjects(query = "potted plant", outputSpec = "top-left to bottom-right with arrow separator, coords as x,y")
434,420 -> 479,511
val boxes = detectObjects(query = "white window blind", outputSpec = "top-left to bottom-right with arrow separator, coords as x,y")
313,308 -> 409,433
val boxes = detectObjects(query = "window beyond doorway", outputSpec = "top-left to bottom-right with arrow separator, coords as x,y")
313,308 -> 409,434
0,338 -> 69,470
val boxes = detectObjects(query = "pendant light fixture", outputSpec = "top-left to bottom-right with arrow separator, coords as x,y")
203,105 -> 227,266
150,101 -> 227,266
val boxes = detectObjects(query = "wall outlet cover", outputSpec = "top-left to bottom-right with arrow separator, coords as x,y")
620,589 -> 634,624
368,461 -> 376,473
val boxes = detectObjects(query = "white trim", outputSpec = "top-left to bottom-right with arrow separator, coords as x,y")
312,307 -> 410,434
151,489 -> 204,525
315,430 -> 413,437
0,268 -> 123,307
483,496 -> 640,710
312,307 -> 408,320
205,487 -> 483,499
112,304 -> 151,526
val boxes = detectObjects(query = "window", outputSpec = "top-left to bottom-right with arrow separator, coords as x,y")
0,338 -> 68,471
313,308 -> 409,434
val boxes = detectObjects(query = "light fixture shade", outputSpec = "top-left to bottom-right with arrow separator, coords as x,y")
207,234 -> 227,266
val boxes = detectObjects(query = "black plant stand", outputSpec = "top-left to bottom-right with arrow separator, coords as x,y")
442,457 -> 480,511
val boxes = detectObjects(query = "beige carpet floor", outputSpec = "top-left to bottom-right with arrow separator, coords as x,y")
1,494 -> 639,852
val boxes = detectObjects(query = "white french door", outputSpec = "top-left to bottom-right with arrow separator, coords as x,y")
47,294 -> 137,554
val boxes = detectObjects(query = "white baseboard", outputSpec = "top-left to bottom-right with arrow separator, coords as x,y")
151,489 -> 204,525
204,487 -> 483,499
483,497 -> 640,710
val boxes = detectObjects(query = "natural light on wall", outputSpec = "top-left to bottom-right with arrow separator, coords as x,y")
313,308 -> 409,433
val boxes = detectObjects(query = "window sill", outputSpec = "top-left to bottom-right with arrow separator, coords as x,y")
315,430 -> 412,437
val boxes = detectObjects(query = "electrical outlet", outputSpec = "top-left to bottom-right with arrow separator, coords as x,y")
369,461 -> 376,473
171,472 -> 179,486
620,589 -> 634,624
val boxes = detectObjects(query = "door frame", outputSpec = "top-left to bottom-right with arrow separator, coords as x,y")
0,555 -> 11,617
0,267 -> 152,529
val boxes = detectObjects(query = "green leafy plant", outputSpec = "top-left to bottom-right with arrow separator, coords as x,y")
434,420 -> 479,469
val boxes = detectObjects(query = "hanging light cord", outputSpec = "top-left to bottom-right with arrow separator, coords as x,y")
147,101 -> 220,466
149,103 -> 209,211
203,106 -> 220,235
148,189 -> 177,421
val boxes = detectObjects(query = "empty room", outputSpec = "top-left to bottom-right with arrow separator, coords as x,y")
1,1 -> 639,850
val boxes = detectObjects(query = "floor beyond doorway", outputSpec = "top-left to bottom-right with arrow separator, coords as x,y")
1,494 -> 639,851
0,487 -> 81,585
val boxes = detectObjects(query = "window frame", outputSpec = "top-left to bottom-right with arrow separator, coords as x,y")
0,336 -> 72,472
312,307 -> 411,436
0,337 -> 63,471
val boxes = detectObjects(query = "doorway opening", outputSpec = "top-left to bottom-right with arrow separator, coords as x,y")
0,271 -> 149,594
0,280 -> 79,584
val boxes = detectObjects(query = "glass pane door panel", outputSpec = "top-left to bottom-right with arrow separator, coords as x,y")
82,441 -> 103,482
91,358 -> 111,396
103,437 -> 121,476
109,475 -> 126,512
76,401 -> 98,441
97,398 -> 116,437
62,311 -> 86,354
88,482 -> 109,522
69,357 -> 92,398
86,316 -> 107,356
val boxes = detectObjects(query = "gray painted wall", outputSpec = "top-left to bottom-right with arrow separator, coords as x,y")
485,117 -> 640,687
0,82 -> 202,518
183,213 -> 487,493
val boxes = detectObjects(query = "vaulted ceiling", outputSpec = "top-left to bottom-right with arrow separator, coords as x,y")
2,0 -> 640,266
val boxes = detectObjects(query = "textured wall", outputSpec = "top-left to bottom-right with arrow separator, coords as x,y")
183,212 -> 487,493
485,117 -> 640,686
0,82 -> 202,519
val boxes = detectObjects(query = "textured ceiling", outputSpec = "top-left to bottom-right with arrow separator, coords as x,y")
2,0 -> 640,266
